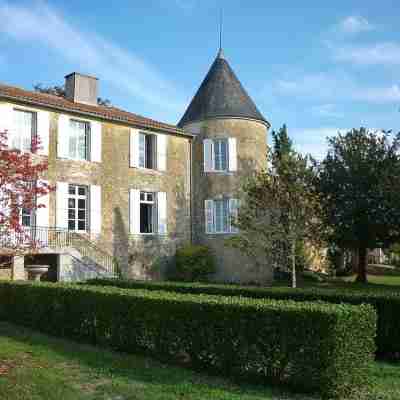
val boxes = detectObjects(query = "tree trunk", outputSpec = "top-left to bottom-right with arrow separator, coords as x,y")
291,240 -> 296,288
356,246 -> 368,283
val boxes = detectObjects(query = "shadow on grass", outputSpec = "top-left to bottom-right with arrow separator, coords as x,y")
0,322 -> 315,400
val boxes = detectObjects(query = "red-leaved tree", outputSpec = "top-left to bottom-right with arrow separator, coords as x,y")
0,129 -> 53,257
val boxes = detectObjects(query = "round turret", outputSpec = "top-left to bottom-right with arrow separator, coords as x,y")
180,51 -> 271,284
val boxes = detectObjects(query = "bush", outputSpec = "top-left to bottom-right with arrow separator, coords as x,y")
173,245 -> 215,282
0,281 -> 375,399
87,278 -> 399,358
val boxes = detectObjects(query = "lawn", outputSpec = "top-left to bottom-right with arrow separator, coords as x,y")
0,322 -> 399,400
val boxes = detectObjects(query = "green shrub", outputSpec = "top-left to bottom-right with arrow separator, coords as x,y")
87,278 -> 399,358
0,281 -> 375,399
173,245 -> 215,282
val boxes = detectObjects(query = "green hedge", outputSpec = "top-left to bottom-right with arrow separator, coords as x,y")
0,281 -> 375,399
173,245 -> 216,282
86,278 -> 399,357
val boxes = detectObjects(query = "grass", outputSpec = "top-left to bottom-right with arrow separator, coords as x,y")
0,322 -> 399,400
339,274 -> 400,286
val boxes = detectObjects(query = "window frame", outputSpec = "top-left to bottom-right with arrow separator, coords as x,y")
67,184 -> 89,233
138,132 -> 157,170
68,119 -> 91,161
213,138 -> 229,172
139,191 -> 158,234
12,108 -> 37,152
205,198 -> 239,235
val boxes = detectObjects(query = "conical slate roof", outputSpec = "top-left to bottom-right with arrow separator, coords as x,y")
178,50 -> 269,128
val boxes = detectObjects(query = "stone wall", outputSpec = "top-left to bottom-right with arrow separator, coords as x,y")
186,118 -> 272,284
39,111 -> 192,278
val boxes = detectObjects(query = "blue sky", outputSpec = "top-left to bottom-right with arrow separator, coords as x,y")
1,0 -> 399,158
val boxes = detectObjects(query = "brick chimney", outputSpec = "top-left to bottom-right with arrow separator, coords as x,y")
65,72 -> 98,106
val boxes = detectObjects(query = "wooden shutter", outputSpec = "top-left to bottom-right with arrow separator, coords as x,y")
36,180 -> 50,228
203,139 -> 214,172
205,199 -> 214,234
229,198 -> 239,233
130,129 -> 139,168
157,192 -> 167,234
157,134 -> 167,171
90,185 -> 101,234
36,110 -> 50,156
0,103 -> 13,148
129,189 -> 140,234
57,115 -> 70,159
228,138 -> 237,171
90,121 -> 102,162
56,182 -> 69,229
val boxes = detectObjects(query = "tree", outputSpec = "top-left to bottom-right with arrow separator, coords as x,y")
33,84 -> 112,107
316,128 -> 400,283
229,125 -> 321,287
0,129 -> 53,258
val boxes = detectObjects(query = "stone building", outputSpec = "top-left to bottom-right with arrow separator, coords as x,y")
0,49 -> 271,283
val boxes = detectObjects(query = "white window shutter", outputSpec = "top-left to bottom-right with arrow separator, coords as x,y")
204,139 -> 214,172
0,103 -> 13,148
36,110 -> 50,156
36,180 -> 50,228
157,134 -> 167,171
157,192 -> 167,234
205,199 -> 214,234
57,115 -> 70,159
229,198 -> 239,233
56,182 -> 68,229
90,121 -> 102,162
129,189 -> 140,234
90,185 -> 101,234
130,129 -> 140,168
228,137 -> 237,171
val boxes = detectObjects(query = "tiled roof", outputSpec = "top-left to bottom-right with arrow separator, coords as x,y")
0,83 -> 190,136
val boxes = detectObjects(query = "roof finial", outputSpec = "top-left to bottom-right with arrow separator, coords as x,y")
218,8 -> 225,59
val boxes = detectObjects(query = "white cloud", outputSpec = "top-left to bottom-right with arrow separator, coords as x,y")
0,2 -> 185,115
337,16 -> 374,34
333,42 -> 400,65
274,73 -> 400,104
291,127 -> 350,160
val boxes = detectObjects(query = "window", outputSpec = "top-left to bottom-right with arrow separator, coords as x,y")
68,184 -> 88,232
139,132 -> 157,169
205,198 -> 239,234
214,139 -> 228,171
21,208 -> 33,227
140,191 -> 157,233
12,109 -> 36,152
69,119 -> 90,160
204,138 -> 237,172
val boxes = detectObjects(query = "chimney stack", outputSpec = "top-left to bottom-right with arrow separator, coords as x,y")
65,72 -> 98,106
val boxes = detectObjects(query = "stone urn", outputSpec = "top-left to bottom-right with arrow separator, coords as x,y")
26,265 -> 49,281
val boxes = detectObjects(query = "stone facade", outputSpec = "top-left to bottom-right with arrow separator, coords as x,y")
1,100 -> 192,280
186,118 -> 272,284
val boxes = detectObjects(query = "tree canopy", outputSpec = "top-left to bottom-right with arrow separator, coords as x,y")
229,125 -> 321,287
316,128 -> 400,282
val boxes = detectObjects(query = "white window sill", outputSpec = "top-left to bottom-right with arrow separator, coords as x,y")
204,170 -> 235,175
206,232 -> 238,235
57,157 -> 98,164
132,166 -> 164,175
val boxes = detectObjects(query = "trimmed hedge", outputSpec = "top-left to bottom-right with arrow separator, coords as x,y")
0,281 -> 375,399
173,245 -> 215,282
86,278 -> 400,357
